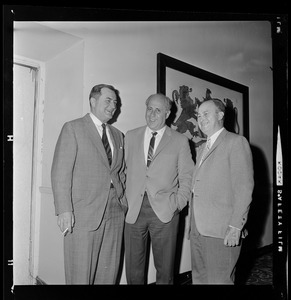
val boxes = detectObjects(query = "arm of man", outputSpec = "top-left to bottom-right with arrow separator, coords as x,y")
224,226 -> 241,246
119,134 -> 126,193
51,122 -> 77,234
118,134 -> 128,209
176,137 -> 195,211
224,136 -> 254,246
58,212 -> 75,234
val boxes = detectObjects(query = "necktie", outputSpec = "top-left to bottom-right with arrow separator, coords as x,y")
147,132 -> 157,167
102,123 -> 112,166
199,138 -> 211,166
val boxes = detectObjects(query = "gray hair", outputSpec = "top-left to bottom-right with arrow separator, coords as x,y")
145,93 -> 172,112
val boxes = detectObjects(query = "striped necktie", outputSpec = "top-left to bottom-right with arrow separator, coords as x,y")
102,123 -> 112,166
147,132 -> 157,167
199,138 -> 211,166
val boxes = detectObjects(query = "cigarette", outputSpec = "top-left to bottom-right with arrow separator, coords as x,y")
62,228 -> 69,236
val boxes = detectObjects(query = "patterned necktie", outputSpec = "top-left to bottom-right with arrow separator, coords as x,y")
199,138 -> 211,166
102,123 -> 112,166
147,132 -> 157,167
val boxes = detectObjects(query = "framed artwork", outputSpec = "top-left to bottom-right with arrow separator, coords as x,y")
157,52 -> 249,161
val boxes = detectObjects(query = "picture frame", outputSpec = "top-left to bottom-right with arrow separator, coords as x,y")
157,52 -> 249,161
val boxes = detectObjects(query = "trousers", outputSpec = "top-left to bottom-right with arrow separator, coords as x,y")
190,212 -> 241,284
64,187 -> 125,284
124,192 -> 179,284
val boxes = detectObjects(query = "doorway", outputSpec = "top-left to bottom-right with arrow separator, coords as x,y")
13,61 -> 41,285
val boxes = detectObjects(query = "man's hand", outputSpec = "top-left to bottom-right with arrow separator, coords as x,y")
57,212 -> 75,235
224,226 -> 241,247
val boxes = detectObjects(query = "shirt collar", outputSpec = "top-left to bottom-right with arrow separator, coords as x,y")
90,112 -> 103,127
208,127 -> 224,146
146,125 -> 166,136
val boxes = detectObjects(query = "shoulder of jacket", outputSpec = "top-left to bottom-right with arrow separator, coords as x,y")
63,116 -> 85,128
168,127 -> 188,140
224,130 -> 249,146
126,126 -> 146,136
108,124 -> 124,136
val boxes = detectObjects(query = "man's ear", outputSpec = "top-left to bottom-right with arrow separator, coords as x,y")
218,111 -> 224,121
166,110 -> 171,119
89,97 -> 96,108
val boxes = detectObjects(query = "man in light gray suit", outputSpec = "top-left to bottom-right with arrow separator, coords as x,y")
124,93 -> 194,284
189,99 -> 254,284
51,84 -> 127,284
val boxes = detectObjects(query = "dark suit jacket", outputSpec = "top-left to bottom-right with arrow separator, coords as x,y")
51,113 -> 126,231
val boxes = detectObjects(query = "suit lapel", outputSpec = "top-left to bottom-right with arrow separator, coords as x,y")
196,142 -> 207,168
199,129 -> 227,167
107,124 -> 120,169
153,126 -> 172,160
140,125 -> 171,168
140,126 -> 147,168
84,113 -> 110,168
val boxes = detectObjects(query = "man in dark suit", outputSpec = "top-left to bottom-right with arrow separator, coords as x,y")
189,99 -> 254,284
124,93 -> 194,284
51,84 -> 127,284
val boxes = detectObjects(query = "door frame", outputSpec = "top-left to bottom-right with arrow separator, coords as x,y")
13,56 -> 45,284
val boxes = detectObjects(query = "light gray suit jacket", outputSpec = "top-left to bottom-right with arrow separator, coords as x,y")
51,113 -> 126,231
189,129 -> 254,239
124,125 -> 194,224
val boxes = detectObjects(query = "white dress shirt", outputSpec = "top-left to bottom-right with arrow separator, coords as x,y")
207,127 -> 224,149
144,126 -> 166,165
90,112 -> 114,157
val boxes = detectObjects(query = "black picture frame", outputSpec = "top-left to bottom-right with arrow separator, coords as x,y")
157,53 -> 250,146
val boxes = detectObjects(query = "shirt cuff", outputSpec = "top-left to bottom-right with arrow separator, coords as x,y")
229,225 -> 241,231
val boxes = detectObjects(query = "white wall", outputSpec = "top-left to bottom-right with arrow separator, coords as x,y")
77,21 -> 273,249
38,41 -> 84,283
14,20 -> 273,285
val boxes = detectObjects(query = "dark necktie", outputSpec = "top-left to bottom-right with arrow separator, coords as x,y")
102,123 -> 112,166
147,132 -> 157,167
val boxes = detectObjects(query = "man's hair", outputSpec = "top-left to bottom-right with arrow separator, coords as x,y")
89,84 -> 119,104
211,99 -> 226,114
145,93 -> 172,112
200,99 -> 225,120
